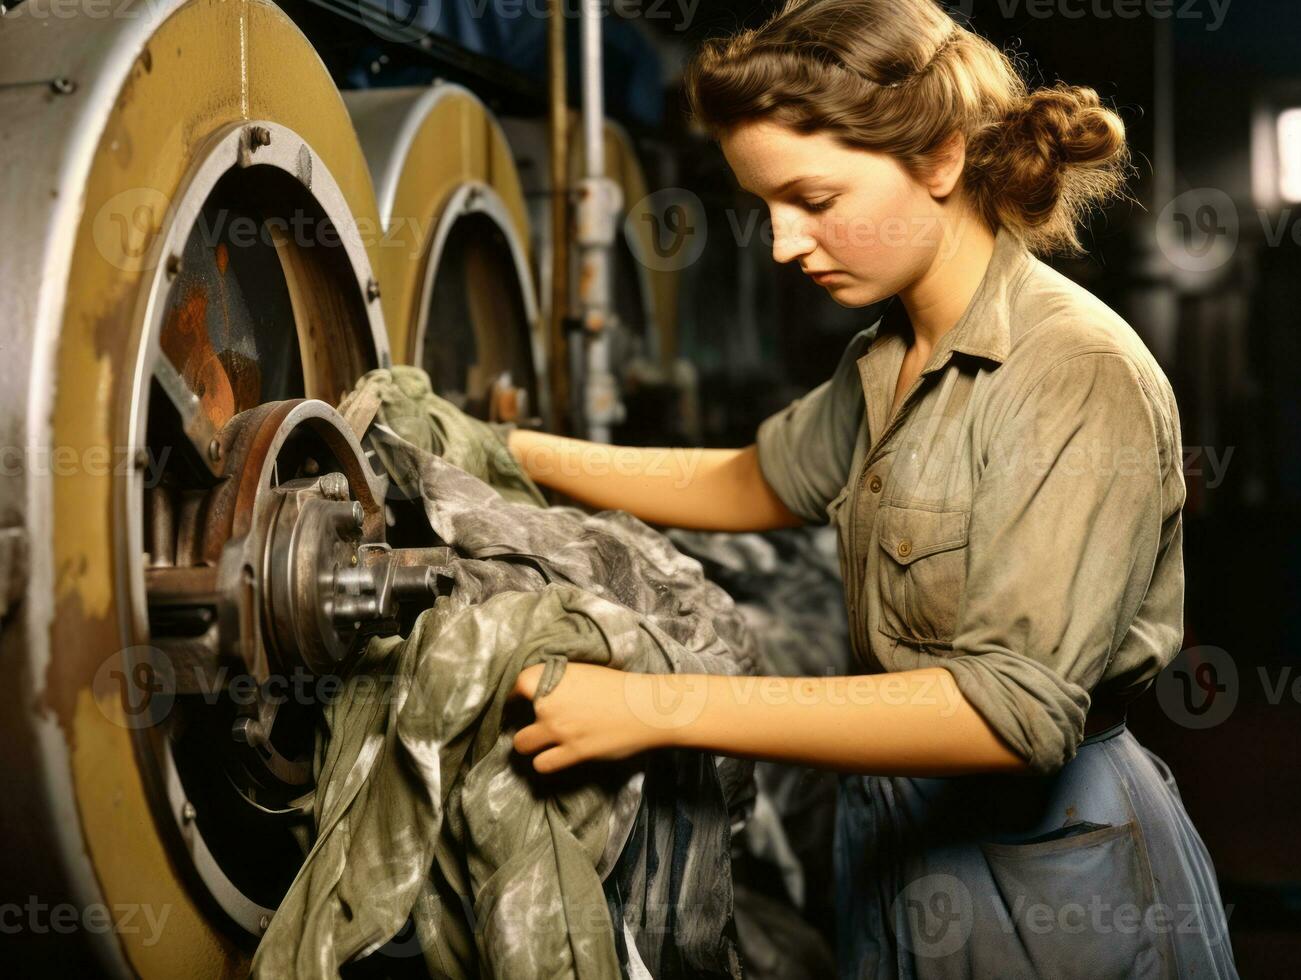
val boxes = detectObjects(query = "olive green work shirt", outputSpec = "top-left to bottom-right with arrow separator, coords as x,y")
755,226 -> 1186,775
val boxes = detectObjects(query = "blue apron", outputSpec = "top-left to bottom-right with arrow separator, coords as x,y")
833,723 -> 1239,979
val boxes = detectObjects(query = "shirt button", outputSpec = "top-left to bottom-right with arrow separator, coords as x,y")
897,539 -> 912,558
868,475 -> 883,493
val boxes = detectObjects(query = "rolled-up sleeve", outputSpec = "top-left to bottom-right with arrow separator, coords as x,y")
755,329 -> 873,525
941,350 -> 1172,774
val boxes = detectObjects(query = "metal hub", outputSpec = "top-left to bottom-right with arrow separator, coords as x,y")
145,400 -> 445,792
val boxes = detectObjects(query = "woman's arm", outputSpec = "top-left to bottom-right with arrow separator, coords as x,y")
510,663 -> 1030,777
507,429 -> 804,532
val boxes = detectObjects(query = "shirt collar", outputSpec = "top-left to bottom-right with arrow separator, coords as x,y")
872,224 -> 1029,372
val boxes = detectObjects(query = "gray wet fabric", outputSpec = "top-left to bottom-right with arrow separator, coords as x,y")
400,436 -> 756,688
251,375 -> 754,979
667,526 -> 850,682
834,723 -> 1239,979
668,526 -> 850,941
337,365 -> 547,509
250,584 -> 742,979
732,885 -> 837,980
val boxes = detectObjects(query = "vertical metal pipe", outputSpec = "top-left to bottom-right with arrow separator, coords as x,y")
548,0 -> 572,434
576,0 -> 622,442
581,0 -> 605,182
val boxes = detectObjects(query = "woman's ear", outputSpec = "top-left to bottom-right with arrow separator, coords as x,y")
923,132 -> 967,200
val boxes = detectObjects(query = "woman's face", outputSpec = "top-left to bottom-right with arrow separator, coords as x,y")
720,118 -> 955,308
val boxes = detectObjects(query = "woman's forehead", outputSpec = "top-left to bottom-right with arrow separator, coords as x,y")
721,121 -> 894,196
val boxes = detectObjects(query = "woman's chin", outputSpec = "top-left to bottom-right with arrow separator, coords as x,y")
823,280 -> 871,307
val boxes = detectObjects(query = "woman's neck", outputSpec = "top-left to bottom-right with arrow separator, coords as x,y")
897,213 -> 997,351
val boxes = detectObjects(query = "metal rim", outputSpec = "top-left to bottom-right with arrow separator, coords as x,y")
117,119 -> 387,938
365,82 -> 523,235
412,179 -> 551,424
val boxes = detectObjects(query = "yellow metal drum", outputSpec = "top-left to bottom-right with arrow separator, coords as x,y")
345,84 -> 549,425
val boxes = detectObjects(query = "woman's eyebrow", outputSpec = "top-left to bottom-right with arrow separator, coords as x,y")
773,175 -> 824,194
739,175 -> 828,197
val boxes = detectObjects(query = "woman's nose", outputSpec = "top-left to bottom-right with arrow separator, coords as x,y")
770,211 -> 817,265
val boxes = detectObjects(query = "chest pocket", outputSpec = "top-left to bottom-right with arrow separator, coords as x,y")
875,503 -> 970,646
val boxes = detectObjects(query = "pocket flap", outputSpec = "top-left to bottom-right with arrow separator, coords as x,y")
877,505 -> 969,565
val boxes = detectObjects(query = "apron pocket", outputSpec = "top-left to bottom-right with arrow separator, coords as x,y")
977,820 -> 1168,980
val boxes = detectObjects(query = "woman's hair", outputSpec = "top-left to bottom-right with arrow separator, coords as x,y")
684,0 -> 1133,256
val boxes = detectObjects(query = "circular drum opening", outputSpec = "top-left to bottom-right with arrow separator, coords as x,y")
121,124 -> 386,938
418,187 -> 544,425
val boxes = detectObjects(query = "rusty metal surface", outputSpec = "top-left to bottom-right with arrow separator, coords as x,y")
158,220 -> 300,433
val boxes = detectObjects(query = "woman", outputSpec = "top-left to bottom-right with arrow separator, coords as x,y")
506,1 -> 1238,976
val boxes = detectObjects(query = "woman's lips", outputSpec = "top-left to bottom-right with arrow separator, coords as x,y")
809,271 -> 845,285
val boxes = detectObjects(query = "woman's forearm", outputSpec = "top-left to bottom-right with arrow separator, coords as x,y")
506,428 -> 802,532
511,663 -> 1028,776
658,668 -> 1027,776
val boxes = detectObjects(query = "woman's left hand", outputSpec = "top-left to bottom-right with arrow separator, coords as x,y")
509,663 -> 702,773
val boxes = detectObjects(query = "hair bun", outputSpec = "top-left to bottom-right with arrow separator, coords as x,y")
1005,84 -> 1126,168
966,82 -> 1131,254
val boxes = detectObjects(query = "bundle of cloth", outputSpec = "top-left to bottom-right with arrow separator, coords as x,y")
251,367 -> 757,980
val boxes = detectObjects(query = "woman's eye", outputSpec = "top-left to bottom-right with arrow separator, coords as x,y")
791,195 -> 832,210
